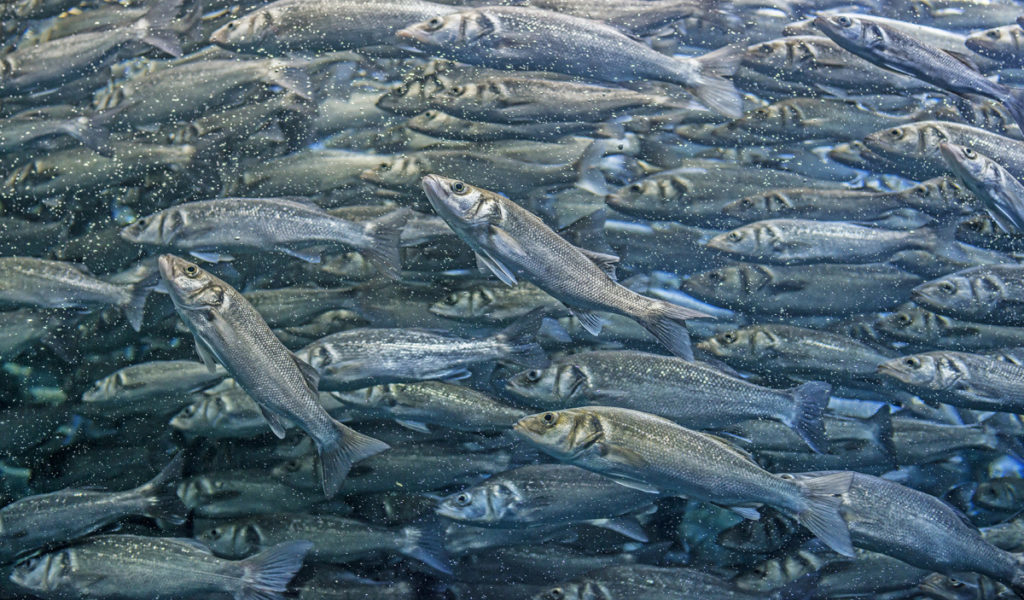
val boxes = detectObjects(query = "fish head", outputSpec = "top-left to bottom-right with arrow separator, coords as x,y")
169,400 -> 203,431
272,455 -> 318,488
397,10 -> 490,48
513,409 -> 603,461
706,225 -> 760,256
10,550 -> 72,594
508,363 -> 588,405
743,39 -> 788,69
81,373 -> 118,404
532,582 -> 591,600
158,254 -> 226,312
169,395 -> 222,431
876,354 -> 939,386
697,327 -> 765,360
209,8 -> 275,48
332,384 -> 395,410
436,481 -> 514,523
421,174 -> 504,231
973,478 -> 1024,511
813,14 -> 873,47
430,288 -> 492,319
121,207 -> 186,245
966,26 -> 1011,55
605,175 -> 684,216
406,110 -> 451,134
911,273 -> 974,313
196,521 -> 261,557
362,155 -> 423,191
939,143 -> 993,187
876,306 -> 931,337
298,343 -> 333,373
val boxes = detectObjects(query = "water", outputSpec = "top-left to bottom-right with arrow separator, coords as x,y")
2,0 -> 1024,598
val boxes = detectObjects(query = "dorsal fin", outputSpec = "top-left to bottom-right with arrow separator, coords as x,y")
559,209 -> 615,255
579,248 -> 619,281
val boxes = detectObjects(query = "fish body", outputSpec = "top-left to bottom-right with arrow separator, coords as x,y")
158,254 -> 388,497
421,174 -> 708,359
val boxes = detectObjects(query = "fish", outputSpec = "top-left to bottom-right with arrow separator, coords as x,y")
396,6 -> 743,117
436,464 -> 655,540
504,350 -> 831,452
913,265 -> 1024,326
196,513 -> 450,573
815,14 -> 1024,132
81,359 -> 226,418
940,142 -> 1024,234
513,405 -> 855,556
158,254 -> 389,497
0,257 -> 151,331
122,198 -> 408,277
332,381 -> 528,433
789,470 -> 1024,597
421,175 -> 709,359
9,535 -> 312,600
296,309 -> 548,391
877,351 -> 1024,414
0,455 -> 185,562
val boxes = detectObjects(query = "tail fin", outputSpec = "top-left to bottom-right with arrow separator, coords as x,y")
361,208 -> 410,280
398,519 -> 452,574
132,453 -> 187,525
59,115 -> 113,157
690,45 -> 743,118
264,61 -> 313,101
122,282 -> 153,332
637,300 -> 711,361
495,307 -> 549,368
1009,555 -> 1024,599
794,471 -> 854,557
135,0 -> 184,56
786,381 -> 831,454
868,404 -> 896,456
317,420 -> 390,498
236,541 -> 313,600
1003,87 -> 1024,136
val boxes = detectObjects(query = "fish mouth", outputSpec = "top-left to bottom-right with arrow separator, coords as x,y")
395,26 -> 428,44
421,174 -> 446,200
704,234 -> 731,252
208,26 -> 228,45
875,362 -> 904,378
157,254 -> 178,281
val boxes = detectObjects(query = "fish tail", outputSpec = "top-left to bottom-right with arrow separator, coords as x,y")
132,452 -> 188,525
868,404 -> 897,456
1010,555 -> 1024,599
235,541 -> 313,600
58,115 -> 113,157
361,208 -> 411,280
264,61 -> 313,101
122,282 -> 153,332
690,45 -> 744,118
496,307 -> 549,368
637,300 -> 711,360
135,0 -> 184,57
316,421 -> 390,498
794,471 -> 854,557
398,519 -> 452,574
1003,87 -> 1024,135
786,381 -> 831,453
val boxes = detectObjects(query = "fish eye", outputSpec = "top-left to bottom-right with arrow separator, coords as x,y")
445,293 -> 459,305
226,22 -> 236,30
722,331 -> 738,344
728,231 -> 743,242
284,460 -> 301,472
706,271 -> 723,282
894,313 -> 912,325
454,492 -> 471,506
210,527 -> 221,537
987,30 -> 1000,39
451,181 -> 468,195
888,128 -> 903,138
525,369 -> 542,382
549,588 -> 564,599
542,412 -> 556,424
903,357 -> 921,368
754,108 -> 769,119
425,16 -> 444,30
837,16 -> 852,27
629,183 -> 643,193
450,85 -> 466,96
963,147 -> 976,159
938,281 -> 956,294
758,44 -> 773,54
424,110 -> 435,117
184,264 -> 199,277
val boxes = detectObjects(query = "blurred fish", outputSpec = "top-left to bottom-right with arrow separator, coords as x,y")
941,142 -> 1024,234
9,535 -> 312,600
397,6 -> 742,116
